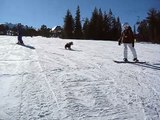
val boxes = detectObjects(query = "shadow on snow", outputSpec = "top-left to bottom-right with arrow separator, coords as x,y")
18,44 -> 35,49
130,62 -> 160,70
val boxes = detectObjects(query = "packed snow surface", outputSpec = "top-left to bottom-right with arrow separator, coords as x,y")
0,36 -> 160,120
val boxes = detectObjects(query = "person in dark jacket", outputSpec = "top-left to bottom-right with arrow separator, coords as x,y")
118,23 -> 139,62
17,24 -> 24,45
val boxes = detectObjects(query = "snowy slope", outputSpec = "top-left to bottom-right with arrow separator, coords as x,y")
0,36 -> 160,120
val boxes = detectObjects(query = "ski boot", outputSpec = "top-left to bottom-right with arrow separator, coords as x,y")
123,58 -> 128,62
133,58 -> 139,62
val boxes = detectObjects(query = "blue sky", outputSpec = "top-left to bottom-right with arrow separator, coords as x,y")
0,0 -> 160,28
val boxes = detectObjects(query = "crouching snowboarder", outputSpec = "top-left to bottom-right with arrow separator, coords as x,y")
65,42 -> 73,50
118,23 -> 139,62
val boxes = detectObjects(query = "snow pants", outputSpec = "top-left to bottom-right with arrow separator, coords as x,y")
18,35 -> 24,44
123,43 -> 137,59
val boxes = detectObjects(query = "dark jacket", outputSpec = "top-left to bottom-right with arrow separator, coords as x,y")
119,26 -> 134,45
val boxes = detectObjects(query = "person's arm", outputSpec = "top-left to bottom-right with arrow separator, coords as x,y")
118,32 -> 123,45
131,31 -> 134,47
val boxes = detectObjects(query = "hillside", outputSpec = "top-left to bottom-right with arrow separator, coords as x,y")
0,36 -> 160,120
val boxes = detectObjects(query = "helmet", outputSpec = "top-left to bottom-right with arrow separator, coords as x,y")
122,22 -> 130,31
122,22 -> 129,27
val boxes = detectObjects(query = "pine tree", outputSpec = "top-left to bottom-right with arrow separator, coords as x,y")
89,7 -> 99,39
63,9 -> 74,39
103,11 -> 110,39
107,9 -> 115,39
147,8 -> 158,43
157,11 -> 160,43
82,18 -> 90,39
111,17 -> 117,40
137,20 -> 150,41
97,8 -> 104,40
116,17 -> 122,39
38,25 -> 50,37
74,6 -> 82,39
137,8 -> 160,43
147,8 -> 160,43
0,24 -> 6,35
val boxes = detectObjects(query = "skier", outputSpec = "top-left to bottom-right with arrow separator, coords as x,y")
118,23 -> 139,62
17,24 -> 24,45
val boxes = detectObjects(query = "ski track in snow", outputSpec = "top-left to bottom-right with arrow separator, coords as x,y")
0,36 -> 160,120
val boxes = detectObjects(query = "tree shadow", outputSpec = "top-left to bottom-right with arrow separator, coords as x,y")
130,62 -> 160,70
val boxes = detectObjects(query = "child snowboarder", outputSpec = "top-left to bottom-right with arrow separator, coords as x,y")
118,23 -> 139,62
65,42 -> 73,50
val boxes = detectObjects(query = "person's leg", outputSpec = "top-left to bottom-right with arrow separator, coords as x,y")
128,44 -> 138,60
18,35 -> 24,44
123,43 -> 128,61
17,36 -> 20,44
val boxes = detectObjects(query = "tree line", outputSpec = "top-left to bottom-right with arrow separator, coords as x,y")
137,8 -> 160,43
63,6 -> 121,40
0,7 -> 159,43
0,24 -> 52,37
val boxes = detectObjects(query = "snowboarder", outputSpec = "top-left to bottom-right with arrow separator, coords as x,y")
118,23 -> 139,62
17,24 -> 24,45
65,42 -> 73,50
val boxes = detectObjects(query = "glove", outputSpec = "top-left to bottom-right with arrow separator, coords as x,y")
132,43 -> 134,47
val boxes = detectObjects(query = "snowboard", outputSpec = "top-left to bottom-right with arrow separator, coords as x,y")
113,60 -> 146,64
